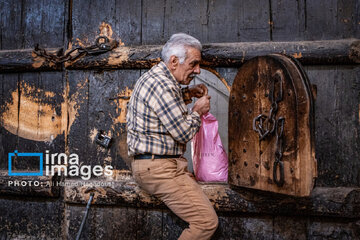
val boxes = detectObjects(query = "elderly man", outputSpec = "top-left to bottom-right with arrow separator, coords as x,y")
126,33 -> 218,239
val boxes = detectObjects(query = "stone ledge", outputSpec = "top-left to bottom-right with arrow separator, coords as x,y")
63,173 -> 360,218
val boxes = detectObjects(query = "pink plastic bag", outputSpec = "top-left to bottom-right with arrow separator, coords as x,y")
191,112 -> 228,182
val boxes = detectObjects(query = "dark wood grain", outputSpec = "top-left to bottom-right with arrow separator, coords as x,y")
2,39 -> 359,73
63,176 -> 360,218
305,65 -> 360,187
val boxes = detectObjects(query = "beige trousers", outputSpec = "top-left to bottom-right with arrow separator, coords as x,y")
132,157 -> 218,240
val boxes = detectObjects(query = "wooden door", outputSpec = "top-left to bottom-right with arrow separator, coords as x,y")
228,54 -> 317,196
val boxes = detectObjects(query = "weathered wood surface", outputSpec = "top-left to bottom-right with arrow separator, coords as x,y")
64,204 -> 360,240
0,171 -> 60,197
306,65 -> 360,187
63,173 -> 360,218
0,39 -> 359,73
0,198 -> 64,239
228,54 -> 317,196
0,72 -> 66,171
0,0 -> 68,50
0,49 -> 62,72
1,0 -> 358,51
66,70 -> 139,170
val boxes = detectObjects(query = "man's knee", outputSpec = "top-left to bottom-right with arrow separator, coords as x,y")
200,211 -> 218,233
208,214 -> 219,232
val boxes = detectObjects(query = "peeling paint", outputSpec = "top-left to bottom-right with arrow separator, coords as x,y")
292,52 -> 303,58
107,47 -> 130,66
75,38 -> 87,48
89,128 -> 99,143
0,80 -> 83,142
31,51 -> 56,69
99,22 -> 125,46
112,87 -> 133,124
99,22 -> 114,39
31,51 -> 46,68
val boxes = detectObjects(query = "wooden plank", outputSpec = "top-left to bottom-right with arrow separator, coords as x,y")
67,71 -> 90,169
111,70 -> 140,169
305,65 -> 360,187
65,39 -> 360,69
0,73 -> 19,170
335,0 -> 359,39
63,39 -> 360,68
162,210 -> 187,240
305,0 -> 359,40
0,1 -> 23,50
65,205 -> 139,240
67,69 -> 140,172
1,39 -> 359,73
0,198 -> 63,239
86,70 -> 140,170
228,58 -> 261,189
0,170 -> 60,197
257,57 -> 298,194
0,0 -> 66,50
273,216 -> 307,240
207,0 -> 270,42
137,209 -> 163,240
63,177 -> 360,218
356,1 -> 360,38
22,0 -> 67,48
307,218 -> 360,239
0,48 -> 62,72
14,72 -> 65,171
271,0 -> 306,41
72,0 -> 141,47
213,215 -> 273,240
162,0 -> 208,43
141,0 -> 166,45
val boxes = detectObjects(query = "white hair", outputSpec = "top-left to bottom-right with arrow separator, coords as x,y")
161,33 -> 202,64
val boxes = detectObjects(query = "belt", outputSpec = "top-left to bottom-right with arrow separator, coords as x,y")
134,154 -> 181,160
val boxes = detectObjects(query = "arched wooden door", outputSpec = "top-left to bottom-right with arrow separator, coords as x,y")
229,54 -> 317,196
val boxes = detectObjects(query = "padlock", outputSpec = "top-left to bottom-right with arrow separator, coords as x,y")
95,131 -> 112,148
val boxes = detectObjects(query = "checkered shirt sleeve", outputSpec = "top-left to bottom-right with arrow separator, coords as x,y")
126,62 -> 201,156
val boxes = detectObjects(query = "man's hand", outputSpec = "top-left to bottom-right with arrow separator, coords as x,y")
189,84 -> 208,98
192,95 -> 211,116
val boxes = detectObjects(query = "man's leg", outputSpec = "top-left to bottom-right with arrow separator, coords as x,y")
132,158 -> 218,240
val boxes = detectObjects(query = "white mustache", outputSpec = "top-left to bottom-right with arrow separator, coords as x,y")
189,74 -> 197,78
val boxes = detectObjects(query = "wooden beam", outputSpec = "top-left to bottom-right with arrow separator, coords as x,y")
0,48 -> 62,72
63,173 -> 360,218
0,39 -> 359,73
0,171 -> 60,197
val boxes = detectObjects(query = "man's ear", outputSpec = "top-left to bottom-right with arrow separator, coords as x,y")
169,55 -> 179,70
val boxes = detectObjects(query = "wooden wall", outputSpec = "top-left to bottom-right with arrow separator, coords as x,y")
0,0 -> 359,239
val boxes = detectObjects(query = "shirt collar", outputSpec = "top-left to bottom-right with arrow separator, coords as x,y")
157,61 -> 181,89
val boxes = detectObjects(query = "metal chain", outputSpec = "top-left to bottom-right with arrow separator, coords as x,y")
273,117 -> 285,187
33,36 -> 118,64
253,70 -> 286,187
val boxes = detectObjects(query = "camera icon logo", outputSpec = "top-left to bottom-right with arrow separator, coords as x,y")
8,150 -> 43,176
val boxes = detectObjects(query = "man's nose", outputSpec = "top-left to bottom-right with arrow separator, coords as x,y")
193,65 -> 201,74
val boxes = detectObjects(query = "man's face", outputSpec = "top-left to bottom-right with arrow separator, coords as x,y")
171,47 -> 201,85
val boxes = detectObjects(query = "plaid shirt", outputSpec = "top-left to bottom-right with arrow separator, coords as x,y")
126,61 -> 201,156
